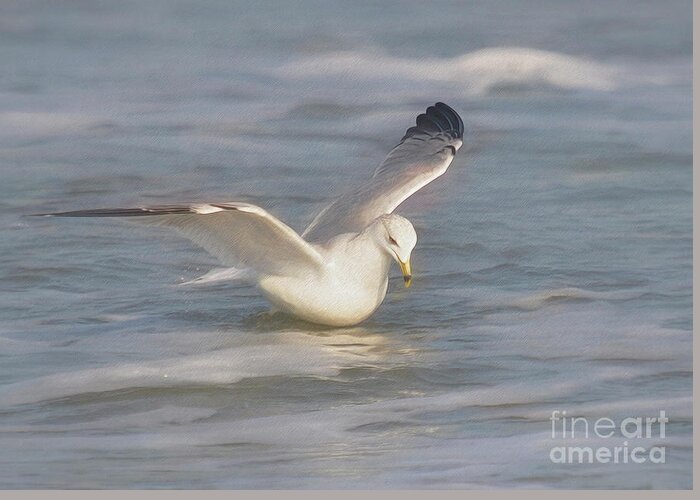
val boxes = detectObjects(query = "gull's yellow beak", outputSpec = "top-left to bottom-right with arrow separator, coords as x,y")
399,259 -> 412,288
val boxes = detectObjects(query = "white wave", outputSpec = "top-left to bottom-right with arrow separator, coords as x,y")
472,304 -> 692,363
0,112 -> 109,139
0,331 -> 387,408
1,364 -> 684,447
280,47 -> 618,94
484,286 -> 642,311
1,406 -> 217,433
0,347 -> 690,488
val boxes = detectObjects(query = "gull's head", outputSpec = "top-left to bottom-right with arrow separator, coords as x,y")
374,214 -> 417,287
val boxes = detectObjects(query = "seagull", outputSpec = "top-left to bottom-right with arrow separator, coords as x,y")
37,102 -> 464,326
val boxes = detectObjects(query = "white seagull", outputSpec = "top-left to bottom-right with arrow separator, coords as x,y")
39,102 -> 464,326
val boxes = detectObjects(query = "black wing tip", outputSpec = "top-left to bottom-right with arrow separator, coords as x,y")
433,102 -> 464,136
403,102 -> 464,141
29,204 -> 246,218
29,207 -> 189,218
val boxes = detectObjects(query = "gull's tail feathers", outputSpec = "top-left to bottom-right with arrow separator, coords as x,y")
179,267 -> 252,286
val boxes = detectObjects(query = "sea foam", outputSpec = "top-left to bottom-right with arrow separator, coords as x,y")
279,47 -> 618,94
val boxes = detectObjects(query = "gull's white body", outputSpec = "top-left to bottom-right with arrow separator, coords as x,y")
258,231 -> 391,326
40,103 -> 465,326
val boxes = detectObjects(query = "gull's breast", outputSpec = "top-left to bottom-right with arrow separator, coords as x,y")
256,240 -> 391,326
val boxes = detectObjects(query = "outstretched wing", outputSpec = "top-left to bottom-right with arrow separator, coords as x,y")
37,202 -> 323,276
302,102 -> 464,242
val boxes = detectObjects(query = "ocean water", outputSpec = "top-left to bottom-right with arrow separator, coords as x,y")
0,0 -> 692,489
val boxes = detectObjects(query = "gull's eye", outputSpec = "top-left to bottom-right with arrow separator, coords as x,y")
389,236 -> 398,246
